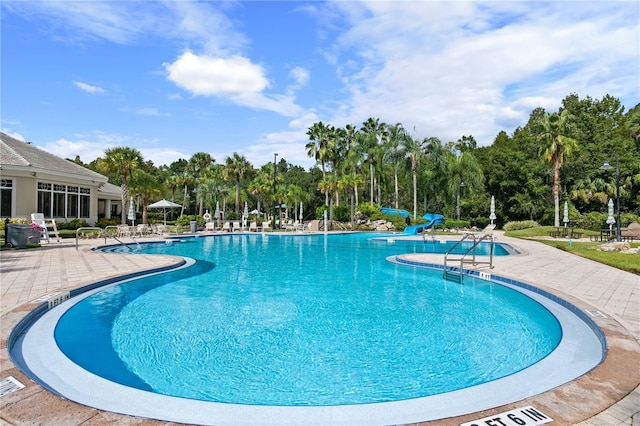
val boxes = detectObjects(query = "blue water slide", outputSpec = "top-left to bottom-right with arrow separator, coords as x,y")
380,207 -> 410,218
403,213 -> 445,235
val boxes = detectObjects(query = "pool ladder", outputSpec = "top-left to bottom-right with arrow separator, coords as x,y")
443,232 -> 495,283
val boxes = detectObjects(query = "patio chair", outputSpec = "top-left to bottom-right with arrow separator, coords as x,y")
232,221 -> 241,232
205,222 -> 216,232
137,224 -> 152,237
222,222 -> 232,232
249,221 -> 258,232
151,224 -> 166,235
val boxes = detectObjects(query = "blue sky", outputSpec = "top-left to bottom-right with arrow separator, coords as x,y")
2,1 -> 638,169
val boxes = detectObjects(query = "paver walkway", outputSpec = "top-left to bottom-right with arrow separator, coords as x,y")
0,233 -> 638,425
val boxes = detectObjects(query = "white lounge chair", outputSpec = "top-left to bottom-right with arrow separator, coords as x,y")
232,221 -> 241,232
222,222 -> 231,232
260,220 -> 272,232
205,222 -> 216,232
30,213 -> 60,243
249,221 -> 258,232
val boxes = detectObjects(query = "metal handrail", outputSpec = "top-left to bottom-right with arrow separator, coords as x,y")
75,226 -> 137,251
443,232 -> 495,282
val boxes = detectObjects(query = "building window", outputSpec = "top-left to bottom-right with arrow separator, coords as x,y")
0,179 -> 13,217
37,182 -> 91,219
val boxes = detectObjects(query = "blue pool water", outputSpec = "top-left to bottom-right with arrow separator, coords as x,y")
55,233 -> 558,406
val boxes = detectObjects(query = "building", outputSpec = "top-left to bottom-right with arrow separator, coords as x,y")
0,132 -> 121,224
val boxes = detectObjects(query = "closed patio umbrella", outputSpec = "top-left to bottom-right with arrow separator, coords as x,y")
214,201 -> 221,229
489,195 -> 496,225
563,201 -> 569,227
127,197 -> 136,226
148,199 -> 182,226
606,198 -> 615,235
243,202 -> 248,230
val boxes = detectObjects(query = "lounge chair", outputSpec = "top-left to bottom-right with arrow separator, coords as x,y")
463,224 -> 495,238
249,221 -> 258,232
205,222 -> 216,232
116,224 -> 130,238
137,224 -> 152,237
232,221 -> 241,232
261,220 -> 272,232
222,222 -> 231,232
30,213 -> 60,243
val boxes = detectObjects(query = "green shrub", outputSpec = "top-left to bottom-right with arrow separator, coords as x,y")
96,218 -> 120,228
333,205 -> 350,222
503,220 -> 540,231
315,206 -> 328,220
56,219 -> 91,230
444,219 -> 471,229
176,215 -> 205,228
357,202 -> 380,218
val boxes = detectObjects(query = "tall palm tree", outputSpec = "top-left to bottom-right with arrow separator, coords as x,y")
536,109 -> 580,226
130,170 -> 162,224
384,124 -> 407,209
306,121 -> 334,205
223,152 -> 253,216
360,117 -> 388,204
446,150 -> 484,220
101,147 -> 143,224
248,172 -> 272,219
318,174 -> 338,228
188,152 -> 215,216
402,134 -> 425,219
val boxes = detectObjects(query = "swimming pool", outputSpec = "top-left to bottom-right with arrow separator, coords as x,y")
12,233 -> 604,425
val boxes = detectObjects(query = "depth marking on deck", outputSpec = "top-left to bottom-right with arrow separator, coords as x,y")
460,406 -> 553,426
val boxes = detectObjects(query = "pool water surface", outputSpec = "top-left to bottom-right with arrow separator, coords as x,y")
54,233 -> 558,406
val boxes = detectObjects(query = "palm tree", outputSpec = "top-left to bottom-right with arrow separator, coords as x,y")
223,153 -> 253,216
130,170 -> 162,224
536,109 -> 580,227
384,124 -> 407,209
306,121 -> 334,205
402,134 -> 425,219
360,117 -> 388,204
318,174 -> 338,228
188,152 -> 215,216
447,150 -> 484,220
101,147 -> 143,224
175,173 -> 194,216
248,172 -> 272,219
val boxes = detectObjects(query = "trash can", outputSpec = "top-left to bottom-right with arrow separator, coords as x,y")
190,221 -> 197,233
5,223 -> 31,248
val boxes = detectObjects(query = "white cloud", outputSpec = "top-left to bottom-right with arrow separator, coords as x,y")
164,52 -> 303,117
123,107 -> 170,117
165,52 -> 268,96
73,81 -> 105,94
289,66 -> 310,89
40,133 -> 188,167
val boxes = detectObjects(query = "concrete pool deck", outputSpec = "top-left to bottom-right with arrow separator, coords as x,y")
1,231 -> 639,425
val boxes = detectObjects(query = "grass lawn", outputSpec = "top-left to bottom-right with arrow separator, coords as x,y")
505,226 -> 640,275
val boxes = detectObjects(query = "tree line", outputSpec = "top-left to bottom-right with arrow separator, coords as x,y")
77,93 -> 640,229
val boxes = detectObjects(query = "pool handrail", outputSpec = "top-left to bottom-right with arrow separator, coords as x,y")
75,226 -> 138,251
443,231 -> 495,282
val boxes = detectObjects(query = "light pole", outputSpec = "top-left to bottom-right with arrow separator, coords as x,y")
600,155 -> 621,242
456,181 -> 465,220
273,153 -> 278,230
